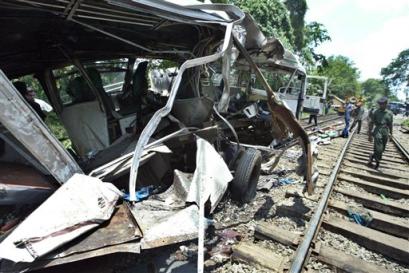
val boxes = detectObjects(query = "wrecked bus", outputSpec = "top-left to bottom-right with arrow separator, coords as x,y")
0,0 -> 313,270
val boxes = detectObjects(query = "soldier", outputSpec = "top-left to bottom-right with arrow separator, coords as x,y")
368,97 -> 393,169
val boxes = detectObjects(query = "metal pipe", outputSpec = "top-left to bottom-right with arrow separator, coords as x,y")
75,14 -> 154,27
12,0 -> 66,9
70,18 -> 192,56
75,7 -> 160,24
289,129 -> 356,273
213,105 -> 240,148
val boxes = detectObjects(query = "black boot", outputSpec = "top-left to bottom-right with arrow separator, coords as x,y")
374,160 -> 380,170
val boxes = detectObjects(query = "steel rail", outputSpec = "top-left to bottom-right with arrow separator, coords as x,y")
302,115 -> 342,130
288,129 -> 356,273
391,134 -> 409,162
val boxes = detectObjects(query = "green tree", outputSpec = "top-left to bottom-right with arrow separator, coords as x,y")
317,55 -> 361,98
231,0 -> 295,50
303,22 -> 331,67
285,0 -> 307,52
381,48 -> 409,94
361,78 -> 388,108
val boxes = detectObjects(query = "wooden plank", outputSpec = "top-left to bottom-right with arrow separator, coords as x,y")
347,145 -> 401,157
348,148 -> 405,160
351,141 -> 398,151
350,142 -> 400,153
328,199 -> 409,238
255,223 -> 391,273
317,245 -> 392,273
231,242 -> 286,272
340,169 -> 409,190
344,157 -> 408,172
342,161 -> 409,180
335,187 -> 409,217
255,222 -> 299,246
338,175 -> 409,199
317,162 -> 335,170
318,169 -> 331,176
349,145 -> 398,154
323,215 -> 409,264
346,152 -> 406,165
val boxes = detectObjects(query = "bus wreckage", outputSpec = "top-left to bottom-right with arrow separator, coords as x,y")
0,0 -> 314,271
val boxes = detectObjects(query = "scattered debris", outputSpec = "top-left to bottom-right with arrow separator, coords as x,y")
347,206 -> 373,226
0,174 -> 122,263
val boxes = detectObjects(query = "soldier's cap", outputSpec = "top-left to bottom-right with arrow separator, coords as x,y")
377,96 -> 388,104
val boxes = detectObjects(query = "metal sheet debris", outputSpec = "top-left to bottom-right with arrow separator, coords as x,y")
0,174 -> 122,263
186,138 -> 233,213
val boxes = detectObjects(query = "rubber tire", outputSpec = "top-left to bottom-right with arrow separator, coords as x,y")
230,148 -> 262,203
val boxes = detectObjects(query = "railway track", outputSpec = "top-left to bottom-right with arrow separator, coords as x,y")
252,123 -> 409,273
300,114 -> 342,131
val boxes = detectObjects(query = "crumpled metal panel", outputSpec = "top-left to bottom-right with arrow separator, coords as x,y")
130,137 -> 232,250
127,5 -> 245,201
138,205 -> 199,249
0,241 -> 141,273
186,138 -> 233,213
0,70 -> 83,184
233,37 -> 314,193
152,170 -> 193,209
0,174 -> 122,263
51,203 -> 141,259
0,204 -> 141,273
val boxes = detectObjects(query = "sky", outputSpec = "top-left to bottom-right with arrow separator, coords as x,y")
305,0 -> 409,99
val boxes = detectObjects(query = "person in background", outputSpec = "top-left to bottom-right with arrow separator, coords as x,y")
350,101 -> 364,134
342,98 -> 353,137
368,97 -> 393,169
308,112 -> 318,126
14,81 -> 46,120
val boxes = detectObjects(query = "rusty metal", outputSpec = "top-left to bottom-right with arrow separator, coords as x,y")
0,204 -> 142,272
233,36 -> 314,194
54,204 -> 142,258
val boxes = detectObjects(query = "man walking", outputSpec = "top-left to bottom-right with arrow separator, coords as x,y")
342,98 -> 353,137
368,97 -> 393,169
350,101 -> 364,134
308,112 -> 318,126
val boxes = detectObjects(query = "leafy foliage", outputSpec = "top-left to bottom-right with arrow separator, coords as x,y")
231,0 -> 295,50
361,78 -> 389,108
381,48 -> 409,92
303,22 -> 331,67
230,0 -> 330,67
285,0 -> 307,52
14,75 -> 72,147
316,55 -> 361,98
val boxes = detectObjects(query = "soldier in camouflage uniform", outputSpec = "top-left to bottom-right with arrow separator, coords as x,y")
368,97 -> 393,169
